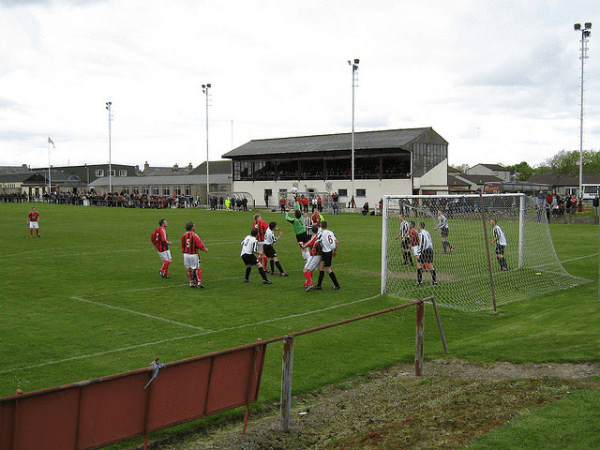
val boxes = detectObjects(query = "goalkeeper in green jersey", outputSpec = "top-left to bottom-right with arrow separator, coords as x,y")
285,209 -> 309,261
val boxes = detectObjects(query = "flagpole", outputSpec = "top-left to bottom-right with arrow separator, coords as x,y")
47,136 -> 52,196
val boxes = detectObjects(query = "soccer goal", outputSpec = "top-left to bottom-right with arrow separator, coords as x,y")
381,194 -> 590,312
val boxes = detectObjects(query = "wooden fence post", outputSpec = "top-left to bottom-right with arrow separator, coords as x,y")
415,301 -> 424,376
280,336 -> 294,432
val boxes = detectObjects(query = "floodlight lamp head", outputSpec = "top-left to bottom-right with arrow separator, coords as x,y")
575,23 -> 581,30
202,84 -> 206,88
354,58 -> 360,64
584,30 -> 591,38
207,83 -> 211,88
585,22 -> 592,30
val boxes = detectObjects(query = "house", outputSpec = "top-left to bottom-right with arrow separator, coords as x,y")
466,164 -> 512,182
89,161 -> 232,202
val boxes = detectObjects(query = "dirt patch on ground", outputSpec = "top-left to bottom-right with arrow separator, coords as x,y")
142,359 -> 600,450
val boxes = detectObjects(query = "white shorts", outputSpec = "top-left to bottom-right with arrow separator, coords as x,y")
183,253 -> 200,270
158,250 -> 172,261
411,246 -> 419,257
29,221 -> 39,229
256,241 -> 264,253
304,255 -> 321,272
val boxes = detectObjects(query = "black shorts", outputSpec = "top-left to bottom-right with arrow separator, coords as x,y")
295,232 -> 309,243
441,227 -> 449,238
495,244 -> 505,256
263,244 -> 277,259
418,248 -> 433,264
241,253 -> 258,266
401,238 -> 410,250
321,251 -> 333,268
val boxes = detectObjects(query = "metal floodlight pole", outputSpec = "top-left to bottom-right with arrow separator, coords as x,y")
106,101 -> 113,194
202,83 -> 211,206
574,22 -> 592,199
348,59 -> 359,199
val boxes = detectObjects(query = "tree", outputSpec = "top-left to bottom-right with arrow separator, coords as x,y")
506,161 -> 534,181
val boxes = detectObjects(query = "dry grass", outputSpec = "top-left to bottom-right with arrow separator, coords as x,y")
138,359 -> 600,450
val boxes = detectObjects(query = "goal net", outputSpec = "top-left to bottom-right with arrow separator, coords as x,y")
381,194 -> 590,312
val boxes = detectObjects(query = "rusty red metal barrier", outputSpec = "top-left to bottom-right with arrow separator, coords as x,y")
0,342 -> 266,450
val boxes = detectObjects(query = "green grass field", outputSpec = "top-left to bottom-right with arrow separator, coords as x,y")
1,203 -> 599,447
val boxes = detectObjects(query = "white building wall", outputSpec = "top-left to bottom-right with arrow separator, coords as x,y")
232,179 -> 414,207
413,159 -> 448,194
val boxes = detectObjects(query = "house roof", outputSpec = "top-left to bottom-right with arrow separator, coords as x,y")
222,127 -> 445,158
455,174 -> 504,184
0,172 -> 33,183
447,175 -> 470,188
189,160 -> 232,175
476,163 -> 507,171
526,174 -> 600,186
89,174 -> 205,187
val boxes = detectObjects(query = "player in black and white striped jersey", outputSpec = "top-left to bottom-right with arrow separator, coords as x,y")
416,221 -> 437,286
434,211 -> 455,254
395,214 -> 413,266
490,218 -> 509,271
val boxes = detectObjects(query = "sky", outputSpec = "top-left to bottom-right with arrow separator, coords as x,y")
0,0 -> 599,170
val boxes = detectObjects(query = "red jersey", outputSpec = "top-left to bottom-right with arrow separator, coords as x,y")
181,231 -> 207,254
408,228 -> 418,247
301,234 -> 322,256
311,212 -> 321,227
151,227 -> 169,252
253,219 -> 269,242
28,211 -> 39,222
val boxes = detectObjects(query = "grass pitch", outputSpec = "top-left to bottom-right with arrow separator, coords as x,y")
1,203 -> 600,447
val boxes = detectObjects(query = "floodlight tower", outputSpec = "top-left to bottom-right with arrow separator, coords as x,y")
202,83 -> 211,206
574,22 -> 592,199
106,101 -> 113,193
348,58 -> 359,199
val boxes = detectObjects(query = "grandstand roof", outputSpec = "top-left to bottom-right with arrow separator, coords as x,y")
222,127 -> 446,158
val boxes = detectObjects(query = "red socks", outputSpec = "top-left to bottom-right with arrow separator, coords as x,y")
304,271 -> 313,286
161,260 -> 171,275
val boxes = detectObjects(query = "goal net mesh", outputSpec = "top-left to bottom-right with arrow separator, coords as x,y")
382,194 -> 590,312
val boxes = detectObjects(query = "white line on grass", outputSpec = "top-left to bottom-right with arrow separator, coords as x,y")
2,294 -> 384,375
560,253 -> 597,264
69,296 -> 211,332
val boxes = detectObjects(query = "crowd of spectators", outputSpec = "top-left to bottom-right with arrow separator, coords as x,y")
243,158 -> 411,181
0,191 -> 200,208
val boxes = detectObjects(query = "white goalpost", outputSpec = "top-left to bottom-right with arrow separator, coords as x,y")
381,194 -> 590,312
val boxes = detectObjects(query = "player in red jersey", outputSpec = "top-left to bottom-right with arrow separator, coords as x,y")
311,210 -> 322,229
27,207 -> 40,237
151,219 -> 172,279
253,213 -> 269,270
299,225 -> 322,290
181,222 -> 208,288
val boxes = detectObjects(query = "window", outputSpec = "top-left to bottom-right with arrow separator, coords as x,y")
338,189 -> 348,197
119,170 -> 128,176
95,170 -> 104,177
132,186 -> 139,194
122,187 -> 129,195
356,189 -> 366,197
110,170 -> 116,177
185,185 -> 192,196
163,186 -> 170,195
174,186 -> 181,196
143,186 -> 149,195
152,186 -> 159,195
264,189 -> 272,197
